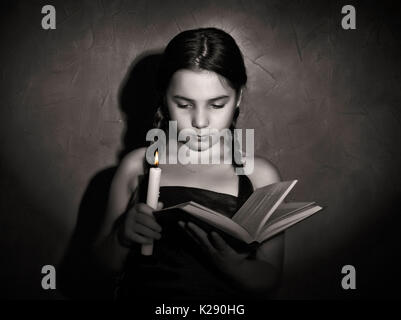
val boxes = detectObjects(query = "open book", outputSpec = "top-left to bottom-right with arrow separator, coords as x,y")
154,180 -> 323,248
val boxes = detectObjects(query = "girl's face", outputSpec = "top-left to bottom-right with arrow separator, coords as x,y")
166,69 -> 238,151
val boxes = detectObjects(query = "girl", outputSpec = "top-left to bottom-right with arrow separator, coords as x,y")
94,28 -> 284,300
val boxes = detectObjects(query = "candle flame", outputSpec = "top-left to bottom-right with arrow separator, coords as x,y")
154,151 -> 159,166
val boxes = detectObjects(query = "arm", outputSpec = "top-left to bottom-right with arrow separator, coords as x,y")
179,156 -> 285,294
181,223 -> 284,294
236,157 -> 284,292
92,148 -> 162,274
227,232 -> 284,293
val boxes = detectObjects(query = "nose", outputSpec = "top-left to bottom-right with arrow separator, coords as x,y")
192,107 -> 209,129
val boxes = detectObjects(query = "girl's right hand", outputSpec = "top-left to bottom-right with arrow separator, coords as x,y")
116,202 -> 163,247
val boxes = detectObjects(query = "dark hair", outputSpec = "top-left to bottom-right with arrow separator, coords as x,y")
153,27 -> 247,130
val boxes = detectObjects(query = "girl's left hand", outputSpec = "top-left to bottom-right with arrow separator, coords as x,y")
178,221 -> 249,274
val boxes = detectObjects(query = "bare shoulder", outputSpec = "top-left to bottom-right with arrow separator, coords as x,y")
119,147 -> 147,173
98,147 -> 148,238
115,147 -> 147,190
247,156 -> 281,189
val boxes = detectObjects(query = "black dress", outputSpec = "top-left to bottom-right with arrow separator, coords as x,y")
117,174 -> 255,301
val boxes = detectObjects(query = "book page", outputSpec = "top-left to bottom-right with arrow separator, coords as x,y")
156,202 -> 254,243
232,180 -> 297,237
267,202 -> 315,223
157,201 -> 224,216
257,205 -> 323,242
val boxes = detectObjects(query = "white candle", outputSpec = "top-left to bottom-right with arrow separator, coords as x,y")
142,153 -> 161,256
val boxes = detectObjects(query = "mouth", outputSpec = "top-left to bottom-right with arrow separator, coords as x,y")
196,135 -> 210,141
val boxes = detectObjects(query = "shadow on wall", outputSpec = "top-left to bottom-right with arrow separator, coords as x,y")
118,51 -> 163,160
58,52 -> 162,299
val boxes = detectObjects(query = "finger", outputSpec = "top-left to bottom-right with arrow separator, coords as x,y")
211,232 -> 249,260
157,202 -> 164,210
178,221 -> 201,245
134,223 -> 162,240
186,222 -> 217,254
183,227 -> 203,246
135,203 -> 154,215
210,232 -> 233,253
125,230 -> 153,244
136,212 -> 162,232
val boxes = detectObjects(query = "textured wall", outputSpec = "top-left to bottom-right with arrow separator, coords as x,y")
1,0 -> 400,299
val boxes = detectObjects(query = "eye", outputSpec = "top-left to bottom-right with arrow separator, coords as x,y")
177,103 -> 192,109
211,104 -> 225,109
